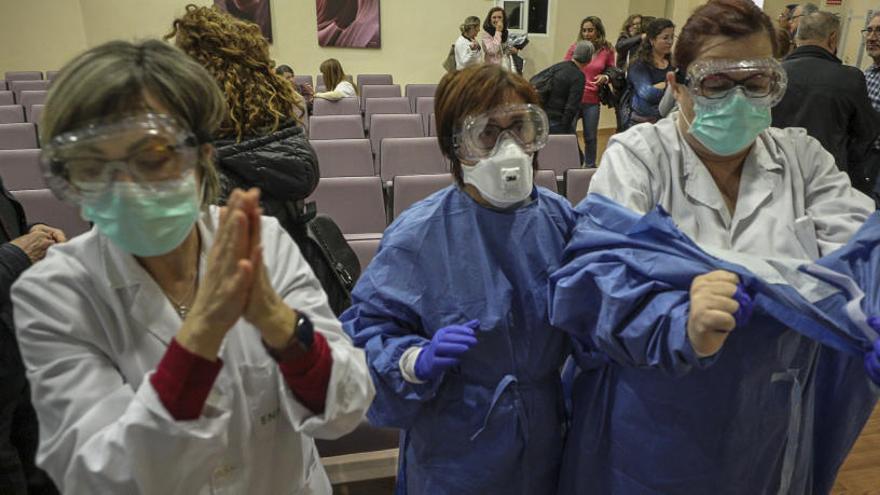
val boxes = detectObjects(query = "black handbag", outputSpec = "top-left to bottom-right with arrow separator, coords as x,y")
282,201 -> 361,316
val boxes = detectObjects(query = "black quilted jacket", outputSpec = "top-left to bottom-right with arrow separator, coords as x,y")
213,123 -> 319,217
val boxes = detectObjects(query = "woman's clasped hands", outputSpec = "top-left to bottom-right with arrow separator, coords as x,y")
177,188 -> 295,360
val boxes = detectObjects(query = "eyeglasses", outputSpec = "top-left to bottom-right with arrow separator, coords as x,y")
41,114 -> 199,203
862,27 -> 880,38
682,58 -> 788,108
453,104 -> 549,161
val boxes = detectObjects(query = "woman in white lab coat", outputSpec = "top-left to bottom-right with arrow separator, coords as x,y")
554,0 -> 876,493
10,39 -> 374,494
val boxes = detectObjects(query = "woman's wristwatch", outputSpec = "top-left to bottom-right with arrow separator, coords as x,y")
264,312 -> 314,362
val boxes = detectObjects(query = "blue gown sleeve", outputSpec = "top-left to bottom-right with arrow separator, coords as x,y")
340,245 -> 443,429
551,255 -> 713,377
627,63 -> 664,104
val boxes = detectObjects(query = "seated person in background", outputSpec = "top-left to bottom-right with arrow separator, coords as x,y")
341,64 -> 576,494
277,64 -> 314,113
0,183 -> 63,495
627,18 -> 676,125
314,58 -> 357,100
13,39 -> 373,494
541,41 -> 590,134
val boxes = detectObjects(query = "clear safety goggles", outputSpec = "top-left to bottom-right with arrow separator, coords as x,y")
678,58 -> 788,108
41,113 -> 199,203
453,104 -> 549,161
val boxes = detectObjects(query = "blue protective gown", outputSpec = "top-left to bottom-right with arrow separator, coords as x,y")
800,212 -> 880,493
341,186 -> 577,494
549,195 -> 878,495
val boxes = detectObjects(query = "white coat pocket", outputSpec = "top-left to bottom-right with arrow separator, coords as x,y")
239,364 -> 282,439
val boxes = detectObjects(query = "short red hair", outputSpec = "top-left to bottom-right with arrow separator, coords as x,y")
674,0 -> 778,73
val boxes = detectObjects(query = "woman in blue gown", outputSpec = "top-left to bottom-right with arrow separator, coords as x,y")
341,65 -> 576,494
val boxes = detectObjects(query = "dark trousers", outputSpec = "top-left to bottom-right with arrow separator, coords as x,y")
0,353 -> 58,495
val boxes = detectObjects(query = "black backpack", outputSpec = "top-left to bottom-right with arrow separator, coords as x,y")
529,64 -> 560,105
281,201 -> 361,316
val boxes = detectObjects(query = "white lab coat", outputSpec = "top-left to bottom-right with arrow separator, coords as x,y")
11,206 -> 375,494
590,113 -> 875,259
454,34 -> 482,70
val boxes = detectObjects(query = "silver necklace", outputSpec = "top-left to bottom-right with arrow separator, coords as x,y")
164,265 -> 199,319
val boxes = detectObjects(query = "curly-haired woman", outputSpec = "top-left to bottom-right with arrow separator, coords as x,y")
169,5 -> 353,314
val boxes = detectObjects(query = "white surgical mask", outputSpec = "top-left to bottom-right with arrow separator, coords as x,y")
461,138 -> 534,209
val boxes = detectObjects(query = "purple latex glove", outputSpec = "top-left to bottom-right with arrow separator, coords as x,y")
866,317 -> 880,386
732,285 -> 754,328
414,320 -> 480,381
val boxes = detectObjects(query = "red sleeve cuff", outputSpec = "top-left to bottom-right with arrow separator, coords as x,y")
278,332 -> 333,414
150,338 -> 223,421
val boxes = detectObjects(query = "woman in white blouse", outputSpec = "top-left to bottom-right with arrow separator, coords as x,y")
314,58 -> 357,100
454,16 -> 482,70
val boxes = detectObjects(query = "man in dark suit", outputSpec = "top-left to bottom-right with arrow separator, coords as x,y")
772,10 -> 880,193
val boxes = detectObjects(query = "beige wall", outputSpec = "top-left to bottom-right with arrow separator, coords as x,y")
0,0 -> 87,74
1,0 -> 659,128
629,0 -> 668,18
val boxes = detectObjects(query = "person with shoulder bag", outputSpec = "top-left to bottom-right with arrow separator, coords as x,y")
170,5 -> 359,314
451,16 -> 482,71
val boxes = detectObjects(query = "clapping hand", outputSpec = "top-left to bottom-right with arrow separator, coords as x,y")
176,188 -> 261,360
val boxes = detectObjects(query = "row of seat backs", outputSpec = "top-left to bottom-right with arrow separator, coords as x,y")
311,137 -> 447,181
0,104 -> 44,124
309,113 -> 434,153
0,89 -> 47,108
0,170 -> 594,280
2,71 -> 58,82
312,96 -> 434,121
310,133 -> 581,179
308,168 -> 597,238
0,80 -> 50,103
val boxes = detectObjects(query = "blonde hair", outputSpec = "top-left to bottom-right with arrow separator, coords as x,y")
460,16 -> 480,35
40,39 -> 225,206
167,4 -> 304,141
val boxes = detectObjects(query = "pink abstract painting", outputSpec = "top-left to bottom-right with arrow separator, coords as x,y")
215,0 -> 273,43
316,0 -> 381,48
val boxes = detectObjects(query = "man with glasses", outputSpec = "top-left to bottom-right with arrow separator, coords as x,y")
861,11 -> 880,204
789,2 -> 819,40
772,11 -> 880,194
